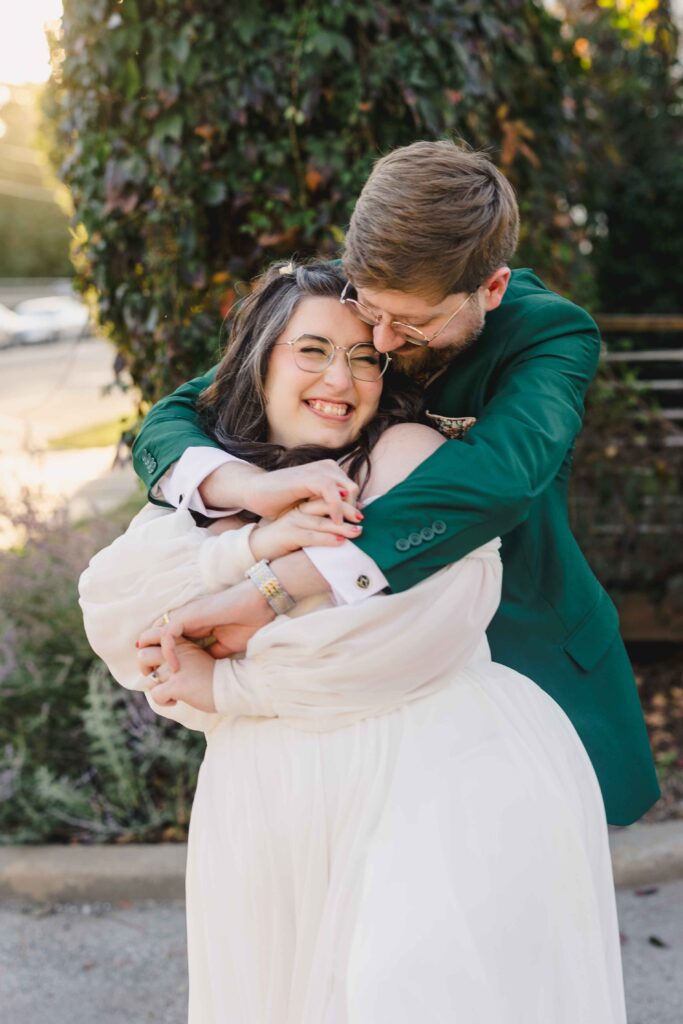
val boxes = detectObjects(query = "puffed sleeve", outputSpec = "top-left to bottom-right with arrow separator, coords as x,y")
79,505 -> 256,732
210,542 -> 502,730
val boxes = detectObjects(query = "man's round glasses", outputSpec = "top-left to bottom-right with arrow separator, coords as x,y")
274,335 -> 391,382
340,281 -> 475,348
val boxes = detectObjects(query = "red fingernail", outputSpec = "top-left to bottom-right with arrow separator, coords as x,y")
135,641 -> 140,648
336,535 -> 345,542
339,489 -> 349,498
356,512 -> 364,521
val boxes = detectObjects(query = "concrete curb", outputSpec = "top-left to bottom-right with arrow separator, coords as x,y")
0,844 -> 186,903
609,821 -> 683,887
1,822 -> 682,903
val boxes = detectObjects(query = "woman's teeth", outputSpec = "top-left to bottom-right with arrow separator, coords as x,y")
306,400 -> 350,418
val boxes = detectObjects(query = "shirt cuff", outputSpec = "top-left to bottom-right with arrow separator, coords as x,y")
160,447 -> 245,518
304,541 -> 388,605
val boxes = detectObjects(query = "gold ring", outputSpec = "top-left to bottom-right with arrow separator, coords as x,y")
161,612 -> 171,626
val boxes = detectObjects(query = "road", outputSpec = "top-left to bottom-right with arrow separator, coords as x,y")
0,883 -> 681,1024
0,337 -> 138,545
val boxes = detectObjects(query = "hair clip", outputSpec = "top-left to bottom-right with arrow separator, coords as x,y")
278,262 -> 295,275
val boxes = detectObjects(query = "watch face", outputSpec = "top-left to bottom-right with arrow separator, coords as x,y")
425,412 -> 477,439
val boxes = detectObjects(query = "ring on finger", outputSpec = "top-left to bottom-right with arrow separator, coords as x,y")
161,612 -> 171,626
150,669 -> 161,683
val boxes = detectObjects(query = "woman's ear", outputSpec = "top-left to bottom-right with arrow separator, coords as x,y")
481,266 -> 511,312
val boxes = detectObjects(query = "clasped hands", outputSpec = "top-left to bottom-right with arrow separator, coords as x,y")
136,459 -> 362,713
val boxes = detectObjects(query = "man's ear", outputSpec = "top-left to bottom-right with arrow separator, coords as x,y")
481,266 -> 511,312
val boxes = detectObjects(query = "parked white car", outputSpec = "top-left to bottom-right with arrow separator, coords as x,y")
0,303 -> 52,346
12,295 -> 91,343
0,303 -> 22,348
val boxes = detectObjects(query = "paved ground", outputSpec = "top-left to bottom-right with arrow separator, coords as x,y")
0,335 -> 138,546
0,883 -> 681,1023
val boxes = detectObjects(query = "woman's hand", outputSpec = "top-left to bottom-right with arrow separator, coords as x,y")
249,498 -> 363,562
246,460 -> 360,522
138,640 -> 216,713
137,579 -> 275,671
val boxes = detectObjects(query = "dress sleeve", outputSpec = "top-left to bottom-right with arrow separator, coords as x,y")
211,542 -> 502,729
79,506 -> 256,732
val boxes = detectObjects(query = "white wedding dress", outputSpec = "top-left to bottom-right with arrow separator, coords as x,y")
80,505 -> 626,1024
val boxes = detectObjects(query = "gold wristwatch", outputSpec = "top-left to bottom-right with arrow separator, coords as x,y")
245,559 -> 296,615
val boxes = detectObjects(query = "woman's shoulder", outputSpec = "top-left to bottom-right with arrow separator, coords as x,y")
364,422 -> 445,499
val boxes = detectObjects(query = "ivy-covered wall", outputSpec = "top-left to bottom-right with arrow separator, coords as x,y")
45,0 -> 604,402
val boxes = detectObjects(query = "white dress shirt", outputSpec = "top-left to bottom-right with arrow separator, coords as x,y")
160,448 -> 389,604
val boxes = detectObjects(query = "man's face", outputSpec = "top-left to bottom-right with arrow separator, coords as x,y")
351,267 -> 510,380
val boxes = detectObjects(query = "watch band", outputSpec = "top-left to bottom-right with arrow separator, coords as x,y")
245,559 -> 296,615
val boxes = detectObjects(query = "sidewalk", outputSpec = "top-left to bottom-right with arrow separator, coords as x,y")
0,336 -> 139,548
1,822 -> 682,903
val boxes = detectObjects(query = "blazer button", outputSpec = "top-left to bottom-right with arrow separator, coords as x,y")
355,574 -> 370,590
432,520 -> 447,535
408,531 -> 423,547
420,526 -> 435,542
395,538 -> 411,552
140,448 -> 157,473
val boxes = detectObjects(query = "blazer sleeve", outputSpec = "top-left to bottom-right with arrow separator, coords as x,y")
132,368 -> 219,495
354,300 -> 601,592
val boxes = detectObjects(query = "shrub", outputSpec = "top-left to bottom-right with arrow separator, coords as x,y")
0,496 -> 202,844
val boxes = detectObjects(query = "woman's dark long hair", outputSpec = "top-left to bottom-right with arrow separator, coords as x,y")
198,260 -> 423,501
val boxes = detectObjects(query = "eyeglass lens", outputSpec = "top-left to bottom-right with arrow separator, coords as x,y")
342,288 -> 427,344
292,336 -> 387,381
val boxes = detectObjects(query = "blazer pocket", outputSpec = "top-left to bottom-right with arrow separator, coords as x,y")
562,589 -> 620,673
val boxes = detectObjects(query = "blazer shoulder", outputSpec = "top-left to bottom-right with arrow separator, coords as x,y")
490,270 -> 600,349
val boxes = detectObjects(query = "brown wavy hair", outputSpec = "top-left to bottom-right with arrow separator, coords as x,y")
344,139 -> 519,302
198,260 -> 423,501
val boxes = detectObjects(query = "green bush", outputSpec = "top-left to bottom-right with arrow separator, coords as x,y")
0,497 -> 202,844
45,0 -> 601,403
572,2 -> 683,313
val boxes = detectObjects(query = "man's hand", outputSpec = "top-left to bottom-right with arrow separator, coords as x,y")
137,580 -> 275,671
201,459 -> 359,523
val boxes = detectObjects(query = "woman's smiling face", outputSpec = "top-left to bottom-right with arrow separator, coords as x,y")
264,297 -> 383,449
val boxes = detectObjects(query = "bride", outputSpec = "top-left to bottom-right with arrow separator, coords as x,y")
80,260 -> 626,1023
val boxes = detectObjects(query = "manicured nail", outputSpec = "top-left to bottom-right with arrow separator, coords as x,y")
355,511 -> 364,521
336,535 -> 345,542
135,641 -> 140,648
352,524 -> 363,531
339,489 -> 349,498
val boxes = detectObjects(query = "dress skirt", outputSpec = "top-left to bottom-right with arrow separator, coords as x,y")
185,647 -> 626,1024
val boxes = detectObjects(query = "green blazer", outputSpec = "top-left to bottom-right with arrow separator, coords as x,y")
133,268 -> 659,825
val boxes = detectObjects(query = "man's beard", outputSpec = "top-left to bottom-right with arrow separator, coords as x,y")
391,309 -> 485,384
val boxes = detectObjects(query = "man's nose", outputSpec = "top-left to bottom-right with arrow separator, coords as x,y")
372,320 -> 404,353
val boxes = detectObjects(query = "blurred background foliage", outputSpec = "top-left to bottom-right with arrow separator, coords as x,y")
0,495 -> 202,844
41,0 -> 682,402
0,84 -> 72,277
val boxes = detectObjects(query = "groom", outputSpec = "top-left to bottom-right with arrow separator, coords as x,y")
133,139 -> 658,826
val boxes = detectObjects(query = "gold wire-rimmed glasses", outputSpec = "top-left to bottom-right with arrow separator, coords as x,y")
273,334 -> 391,382
340,281 -> 475,348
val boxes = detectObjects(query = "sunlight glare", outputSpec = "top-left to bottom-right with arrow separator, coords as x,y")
0,0 -> 63,85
